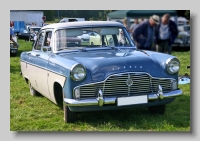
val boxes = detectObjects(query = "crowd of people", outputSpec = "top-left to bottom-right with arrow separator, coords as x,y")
10,14 -> 178,56
123,14 -> 178,55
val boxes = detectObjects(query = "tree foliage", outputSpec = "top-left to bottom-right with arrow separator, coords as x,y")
42,10 -> 189,21
184,10 -> 190,19
43,10 -> 55,21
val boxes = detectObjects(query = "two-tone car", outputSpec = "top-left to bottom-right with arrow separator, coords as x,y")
20,21 -> 182,123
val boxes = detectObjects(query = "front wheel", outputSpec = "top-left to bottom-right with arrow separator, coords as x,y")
148,105 -> 166,115
64,105 -> 77,123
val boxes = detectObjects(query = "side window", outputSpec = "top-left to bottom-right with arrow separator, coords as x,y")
34,32 -> 45,50
44,31 -> 52,46
117,29 -> 131,46
105,35 -> 115,46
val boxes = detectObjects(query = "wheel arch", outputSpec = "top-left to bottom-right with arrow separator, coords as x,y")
53,81 -> 64,106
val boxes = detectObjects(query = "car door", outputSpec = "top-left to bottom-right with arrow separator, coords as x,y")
20,49 -> 36,88
33,30 -> 52,99
27,30 -> 44,90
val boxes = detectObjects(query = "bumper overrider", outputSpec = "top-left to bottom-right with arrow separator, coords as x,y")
64,85 -> 182,107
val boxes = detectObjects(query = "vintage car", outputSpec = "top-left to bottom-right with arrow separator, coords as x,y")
10,35 -> 19,57
77,31 -> 102,46
172,25 -> 190,48
20,21 -> 182,123
18,26 -> 41,41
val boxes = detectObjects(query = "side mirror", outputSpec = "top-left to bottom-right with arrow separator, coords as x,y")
42,46 -> 51,52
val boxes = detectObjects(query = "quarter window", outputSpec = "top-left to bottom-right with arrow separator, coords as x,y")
34,32 -> 45,50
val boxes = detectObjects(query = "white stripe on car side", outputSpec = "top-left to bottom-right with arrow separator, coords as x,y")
20,61 -> 66,104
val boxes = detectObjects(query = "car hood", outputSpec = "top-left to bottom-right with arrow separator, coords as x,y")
59,49 -> 162,82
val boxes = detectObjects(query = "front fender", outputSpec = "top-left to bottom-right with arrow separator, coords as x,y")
147,51 -> 179,80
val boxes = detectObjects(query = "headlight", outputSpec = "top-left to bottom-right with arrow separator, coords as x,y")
166,57 -> 180,74
70,64 -> 86,81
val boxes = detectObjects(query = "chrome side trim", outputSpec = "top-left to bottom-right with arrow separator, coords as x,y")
64,89 -> 182,106
20,60 -> 66,78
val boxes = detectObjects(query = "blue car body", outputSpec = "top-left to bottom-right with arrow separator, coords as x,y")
20,21 -> 182,122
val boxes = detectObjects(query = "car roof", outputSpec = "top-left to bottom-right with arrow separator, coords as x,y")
41,21 -> 124,30
30,26 -> 41,28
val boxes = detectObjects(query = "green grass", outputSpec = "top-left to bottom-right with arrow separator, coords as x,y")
10,40 -> 190,131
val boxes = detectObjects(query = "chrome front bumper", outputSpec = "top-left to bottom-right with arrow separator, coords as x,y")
64,89 -> 182,107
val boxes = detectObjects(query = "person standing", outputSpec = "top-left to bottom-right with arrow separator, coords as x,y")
10,21 -> 19,47
132,15 -> 160,51
130,18 -> 140,33
155,14 -> 178,54
32,31 -> 38,47
122,18 -> 130,32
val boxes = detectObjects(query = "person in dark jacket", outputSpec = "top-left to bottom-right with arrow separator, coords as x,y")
155,14 -> 178,55
132,15 -> 160,51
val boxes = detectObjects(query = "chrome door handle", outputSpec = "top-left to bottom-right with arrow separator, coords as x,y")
36,54 -> 40,56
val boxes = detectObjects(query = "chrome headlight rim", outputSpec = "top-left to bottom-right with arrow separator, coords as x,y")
70,63 -> 86,81
166,57 -> 180,74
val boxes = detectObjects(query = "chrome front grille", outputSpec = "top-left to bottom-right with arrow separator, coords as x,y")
79,73 -> 173,98
151,79 -> 172,92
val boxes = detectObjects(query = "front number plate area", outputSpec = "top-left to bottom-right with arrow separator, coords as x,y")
117,95 -> 148,106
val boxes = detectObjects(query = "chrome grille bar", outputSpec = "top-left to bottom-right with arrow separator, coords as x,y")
79,73 -> 173,98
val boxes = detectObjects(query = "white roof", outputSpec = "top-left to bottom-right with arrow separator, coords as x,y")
41,21 -> 124,30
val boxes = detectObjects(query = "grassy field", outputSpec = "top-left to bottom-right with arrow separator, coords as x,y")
10,39 -> 190,131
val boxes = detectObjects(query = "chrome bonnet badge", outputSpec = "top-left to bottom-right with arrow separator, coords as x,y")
126,74 -> 133,86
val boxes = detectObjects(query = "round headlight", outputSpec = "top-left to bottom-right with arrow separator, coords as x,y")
166,58 -> 180,74
70,64 -> 86,81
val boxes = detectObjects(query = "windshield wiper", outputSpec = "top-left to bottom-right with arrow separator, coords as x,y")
79,48 -> 87,52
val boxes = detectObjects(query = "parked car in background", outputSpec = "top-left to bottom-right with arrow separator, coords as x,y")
172,25 -> 190,48
18,26 -> 41,41
56,36 -> 81,47
59,18 -> 85,23
77,31 -> 102,46
10,35 -> 19,57
20,21 -> 182,123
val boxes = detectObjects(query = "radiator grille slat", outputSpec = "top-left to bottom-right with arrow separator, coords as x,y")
79,73 -> 173,98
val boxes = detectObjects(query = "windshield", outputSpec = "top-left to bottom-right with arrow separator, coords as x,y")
54,27 -> 135,51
